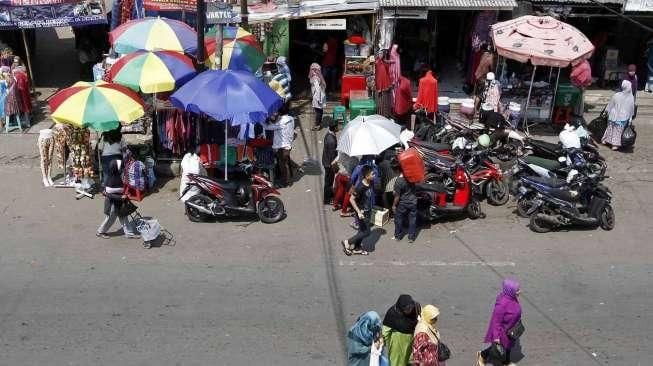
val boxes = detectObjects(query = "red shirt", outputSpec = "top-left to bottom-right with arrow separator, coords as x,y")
323,38 -> 338,67
415,71 -> 438,113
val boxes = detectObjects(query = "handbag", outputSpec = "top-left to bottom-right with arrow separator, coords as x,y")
507,319 -> 525,340
621,122 -> 637,148
117,200 -> 138,217
587,106 -> 608,139
433,332 -> 451,361
487,342 -> 505,361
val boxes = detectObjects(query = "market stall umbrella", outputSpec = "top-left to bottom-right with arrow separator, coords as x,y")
170,69 -> 282,125
204,26 -> 265,72
109,17 -> 197,54
48,81 -> 145,132
170,70 -> 283,179
491,15 -> 594,68
107,50 -> 196,93
337,115 -> 401,156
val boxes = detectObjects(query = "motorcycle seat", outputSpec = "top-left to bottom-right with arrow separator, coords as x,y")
526,176 -> 567,188
530,139 -> 560,152
417,141 -> 451,152
416,182 -> 448,193
524,155 -> 562,171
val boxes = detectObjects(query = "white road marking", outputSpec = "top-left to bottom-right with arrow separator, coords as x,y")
338,260 -> 515,267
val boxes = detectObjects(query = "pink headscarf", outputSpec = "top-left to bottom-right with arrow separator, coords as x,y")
309,63 -> 326,90
501,278 -> 520,299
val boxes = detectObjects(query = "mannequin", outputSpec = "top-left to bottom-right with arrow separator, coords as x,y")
4,73 -> 22,132
415,70 -> 438,117
38,129 -> 55,187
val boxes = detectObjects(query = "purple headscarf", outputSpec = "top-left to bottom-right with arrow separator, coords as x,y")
501,278 -> 520,299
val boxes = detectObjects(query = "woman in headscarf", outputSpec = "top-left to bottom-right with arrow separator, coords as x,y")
477,279 -> 522,366
479,72 -> 501,113
347,311 -> 383,366
411,304 -> 444,366
383,294 -> 419,366
309,63 -> 326,131
96,160 -> 139,239
276,56 -> 292,84
601,80 -> 635,151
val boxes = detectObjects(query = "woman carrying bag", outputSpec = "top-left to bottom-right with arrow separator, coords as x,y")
411,304 -> 450,366
97,160 -> 139,239
601,80 -> 635,151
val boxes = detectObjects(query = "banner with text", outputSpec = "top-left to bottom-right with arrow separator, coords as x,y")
0,0 -> 106,30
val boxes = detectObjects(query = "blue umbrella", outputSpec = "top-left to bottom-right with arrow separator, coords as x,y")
170,70 -> 283,179
170,69 -> 283,125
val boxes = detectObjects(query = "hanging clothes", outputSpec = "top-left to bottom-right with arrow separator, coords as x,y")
3,75 -> 21,116
0,79 -> 7,118
53,123 -> 73,169
375,55 -> 393,117
415,71 -> 438,114
69,127 -> 93,179
13,69 -> 31,114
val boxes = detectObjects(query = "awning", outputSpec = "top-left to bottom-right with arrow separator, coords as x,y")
379,0 -> 517,10
529,0 -> 623,4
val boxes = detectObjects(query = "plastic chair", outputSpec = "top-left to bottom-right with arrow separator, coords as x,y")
332,105 -> 348,126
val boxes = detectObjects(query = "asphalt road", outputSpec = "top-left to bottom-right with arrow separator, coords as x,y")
0,118 -> 652,365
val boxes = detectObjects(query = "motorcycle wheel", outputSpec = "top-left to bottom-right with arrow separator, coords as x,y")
185,194 -> 212,223
486,179 -> 510,206
467,200 -> 484,220
599,204 -> 615,231
258,196 -> 285,224
516,194 -> 535,218
529,213 -> 552,233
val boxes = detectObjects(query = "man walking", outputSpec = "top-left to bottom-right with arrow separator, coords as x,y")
265,104 -> 295,188
392,163 -> 418,243
341,165 -> 374,256
322,118 -> 338,205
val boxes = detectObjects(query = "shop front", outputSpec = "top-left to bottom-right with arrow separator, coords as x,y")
379,0 -> 517,93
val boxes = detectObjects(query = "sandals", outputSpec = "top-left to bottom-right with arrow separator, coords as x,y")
341,240 -> 353,256
351,249 -> 369,256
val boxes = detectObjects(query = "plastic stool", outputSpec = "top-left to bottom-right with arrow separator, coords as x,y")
332,105 -> 348,126
5,115 -> 23,133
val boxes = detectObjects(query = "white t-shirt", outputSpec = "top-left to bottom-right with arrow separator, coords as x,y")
265,115 -> 295,150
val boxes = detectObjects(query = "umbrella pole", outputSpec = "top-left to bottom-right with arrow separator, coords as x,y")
550,67 -> 561,125
224,120 -> 228,180
524,65 -> 537,135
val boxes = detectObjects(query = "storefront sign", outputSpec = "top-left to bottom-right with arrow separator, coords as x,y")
0,0 -> 106,29
206,1 -> 240,24
383,9 -> 427,19
306,18 -> 346,30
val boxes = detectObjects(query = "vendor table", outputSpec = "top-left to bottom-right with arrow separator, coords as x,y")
350,99 -> 376,119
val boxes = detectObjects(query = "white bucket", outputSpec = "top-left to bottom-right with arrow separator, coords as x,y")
460,99 -> 475,116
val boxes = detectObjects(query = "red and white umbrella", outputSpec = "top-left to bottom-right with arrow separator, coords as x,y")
491,16 -> 594,68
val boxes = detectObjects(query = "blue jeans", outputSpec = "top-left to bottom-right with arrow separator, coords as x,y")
394,202 -> 417,240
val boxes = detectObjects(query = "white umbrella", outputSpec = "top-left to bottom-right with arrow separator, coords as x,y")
337,115 -> 401,156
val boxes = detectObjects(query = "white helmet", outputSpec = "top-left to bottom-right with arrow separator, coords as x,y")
559,129 -> 581,149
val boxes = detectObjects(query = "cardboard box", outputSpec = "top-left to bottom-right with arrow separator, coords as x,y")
372,206 -> 390,227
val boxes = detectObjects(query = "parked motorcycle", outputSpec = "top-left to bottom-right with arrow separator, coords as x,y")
416,163 -> 484,221
181,165 -> 285,224
464,149 -> 509,206
520,174 -> 615,233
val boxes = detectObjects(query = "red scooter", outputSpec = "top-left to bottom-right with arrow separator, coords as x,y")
416,163 -> 484,221
182,165 -> 285,224
464,150 -> 510,206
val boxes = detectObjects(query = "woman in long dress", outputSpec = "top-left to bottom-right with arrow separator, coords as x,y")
477,279 -> 522,366
411,304 -> 445,366
347,311 -> 383,366
602,80 -> 635,150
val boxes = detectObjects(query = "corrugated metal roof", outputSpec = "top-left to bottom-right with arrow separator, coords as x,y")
624,0 -> 653,11
380,0 -> 517,9
529,0 -> 624,4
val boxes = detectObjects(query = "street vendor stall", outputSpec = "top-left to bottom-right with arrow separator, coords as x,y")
491,15 -> 594,133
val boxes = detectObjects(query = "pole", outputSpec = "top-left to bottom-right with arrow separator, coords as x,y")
524,65 -> 537,135
215,24 -> 223,70
240,0 -> 248,27
21,29 -> 35,87
550,68 -> 561,125
224,121 -> 228,180
196,0 -> 206,68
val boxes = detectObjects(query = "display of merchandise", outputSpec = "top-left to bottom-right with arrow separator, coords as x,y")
37,129 -> 55,187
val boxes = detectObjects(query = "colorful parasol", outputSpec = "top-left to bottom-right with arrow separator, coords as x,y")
204,26 -> 265,73
109,17 -> 197,54
107,50 -> 196,93
49,81 -> 145,132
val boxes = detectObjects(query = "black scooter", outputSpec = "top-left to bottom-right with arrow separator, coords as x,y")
520,173 -> 615,233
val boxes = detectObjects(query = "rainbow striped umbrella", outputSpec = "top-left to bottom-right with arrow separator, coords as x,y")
109,17 -> 197,54
108,51 -> 196,93
49,81 -> 145,132
204,26 -> 265,73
